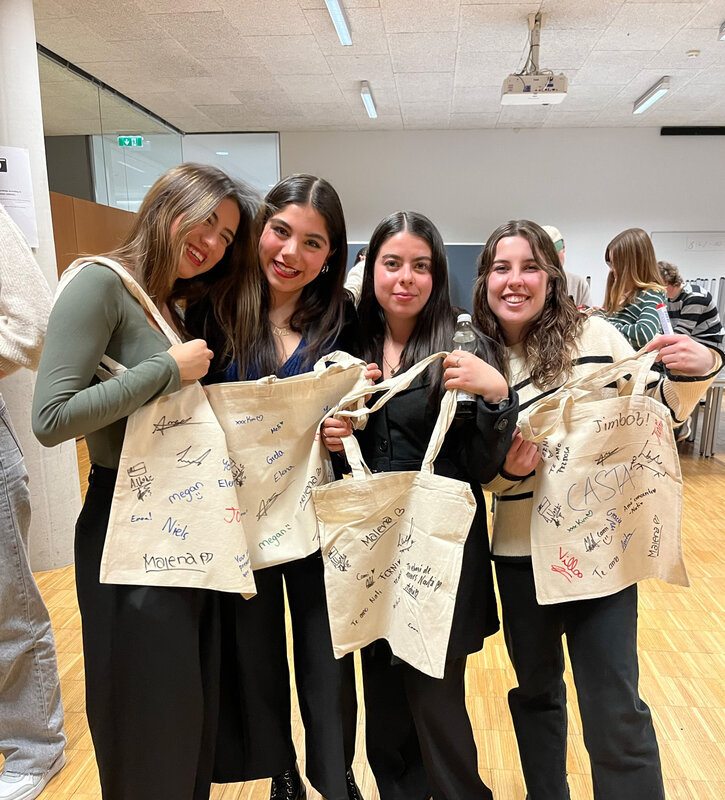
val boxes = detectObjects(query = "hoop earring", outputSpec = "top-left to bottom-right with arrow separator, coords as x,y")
321,263 -> 329,274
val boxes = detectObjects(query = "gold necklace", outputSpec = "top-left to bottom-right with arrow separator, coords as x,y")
383,355 -> 398,375
270,321 -> 291,337
382,346 -> 400,375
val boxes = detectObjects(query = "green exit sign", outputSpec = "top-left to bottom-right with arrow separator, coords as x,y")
118,136 -> 144,147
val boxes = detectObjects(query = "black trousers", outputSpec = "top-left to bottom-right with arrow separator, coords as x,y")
215,551 -> 358,800
75,467 -> 222,800
361,641 -> 492,800
496,562 -> 665,800
212,565 -> 297,782
285,552 -> 358,796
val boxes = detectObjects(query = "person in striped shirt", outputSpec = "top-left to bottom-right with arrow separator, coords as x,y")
659,261 -> 724,356
602,228 -> 667,349
469,219 -> 721,800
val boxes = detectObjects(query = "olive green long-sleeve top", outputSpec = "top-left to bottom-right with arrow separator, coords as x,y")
32,262 -> 181,469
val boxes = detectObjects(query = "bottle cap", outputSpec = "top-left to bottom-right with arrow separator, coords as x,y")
457,312 -> 472,323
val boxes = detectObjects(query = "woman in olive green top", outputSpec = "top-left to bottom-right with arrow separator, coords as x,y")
32,163 -> 261,800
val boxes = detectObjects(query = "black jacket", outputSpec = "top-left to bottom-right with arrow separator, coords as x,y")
355,370 -> 518,660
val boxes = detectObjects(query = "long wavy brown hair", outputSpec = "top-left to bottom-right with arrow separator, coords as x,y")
473,219 -> 584,389
109,162 -> 262,368
603,227 -> 665,313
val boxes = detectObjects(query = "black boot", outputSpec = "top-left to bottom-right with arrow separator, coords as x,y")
270,767 -> 307,800
346,768 -> 364,800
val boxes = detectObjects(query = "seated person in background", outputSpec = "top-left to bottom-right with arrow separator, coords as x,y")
344,246 -> 367,304
602,228 -> 666,349
542,225 -> 591,308
659,261 -> 724,358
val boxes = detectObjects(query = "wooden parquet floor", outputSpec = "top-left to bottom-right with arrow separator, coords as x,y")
13,424 -> 725,799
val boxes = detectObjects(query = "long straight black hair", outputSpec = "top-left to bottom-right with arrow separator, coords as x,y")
250,174 -> 350,377
358,210 -> 504,399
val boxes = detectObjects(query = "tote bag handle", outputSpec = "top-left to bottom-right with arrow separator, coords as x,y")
57,257 -> 183,346
312,349 -> 366,375
331,351 -> 447,423
519,347 -> 658,442
57,257 -> 184,382
250,350 -> 367,386
334,352 -> 457,479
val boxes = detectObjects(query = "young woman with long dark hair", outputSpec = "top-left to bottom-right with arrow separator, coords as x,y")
323,210 -> 517,800
189,174 -> 370,800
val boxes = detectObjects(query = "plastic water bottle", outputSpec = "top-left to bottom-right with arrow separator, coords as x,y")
453,313 -> 477,419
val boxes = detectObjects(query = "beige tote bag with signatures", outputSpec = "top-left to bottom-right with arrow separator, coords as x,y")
312,352 -> 476,679
518,348 -> 688,605
57,258 -> 256,595
205,351 -> 370,569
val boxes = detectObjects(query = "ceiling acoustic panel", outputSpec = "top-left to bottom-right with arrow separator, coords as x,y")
33,0 -> 725,132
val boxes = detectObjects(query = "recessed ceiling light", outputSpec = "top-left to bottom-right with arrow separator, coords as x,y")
360,81 -> 377,118
719,21 -> 725,41
633,76 -> 670,115
325,0 -> 352,47
686,49 -> 700,58
216,151 -> 229,156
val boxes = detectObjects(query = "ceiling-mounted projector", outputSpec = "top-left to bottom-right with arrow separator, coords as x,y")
501,12 -> 568,106
501,73 -> 568,105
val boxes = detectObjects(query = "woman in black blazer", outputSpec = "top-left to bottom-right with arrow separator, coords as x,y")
322,211 -> 518,800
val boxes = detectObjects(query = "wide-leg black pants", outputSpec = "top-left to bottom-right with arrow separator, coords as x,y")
361,640 -> 492,800
75,467 -> 224,800
214,550 -> 358,800
496,561 -> 665,800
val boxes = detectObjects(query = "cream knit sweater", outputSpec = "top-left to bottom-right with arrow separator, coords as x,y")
486,315 -> 721,559
0,203 -> 52,375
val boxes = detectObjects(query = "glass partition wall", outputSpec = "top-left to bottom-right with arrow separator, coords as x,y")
39,49 -> 279,212
39,50 -> 183,211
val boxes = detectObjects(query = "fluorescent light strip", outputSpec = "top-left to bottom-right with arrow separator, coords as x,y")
633,76 -> 670,115
325,0 -> 352,47
360,81 -> 377,118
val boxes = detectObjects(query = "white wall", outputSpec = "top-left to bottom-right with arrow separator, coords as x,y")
281,128 -> 725,306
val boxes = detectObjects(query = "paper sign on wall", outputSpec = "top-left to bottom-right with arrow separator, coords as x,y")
0,146 -> 39,247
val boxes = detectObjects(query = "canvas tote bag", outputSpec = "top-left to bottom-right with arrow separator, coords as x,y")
518,348 -> 688,605
205,351 -> 370,569
57,258 -> 256,595
312,353 -> 476,679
